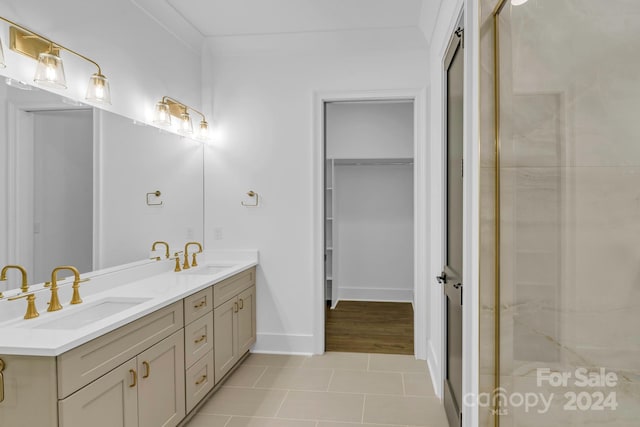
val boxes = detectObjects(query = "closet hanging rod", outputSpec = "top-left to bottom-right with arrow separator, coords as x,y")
331,158 -> 414,166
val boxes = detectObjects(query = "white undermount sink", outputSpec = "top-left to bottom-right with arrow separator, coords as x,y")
26,297 -> 151,330
183,264 -> 236,275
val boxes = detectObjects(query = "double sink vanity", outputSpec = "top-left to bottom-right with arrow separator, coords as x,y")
0,249 -> 258,427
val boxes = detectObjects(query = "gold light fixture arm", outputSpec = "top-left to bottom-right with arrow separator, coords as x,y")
161,96 -> 207,122
0,16 -> 103,75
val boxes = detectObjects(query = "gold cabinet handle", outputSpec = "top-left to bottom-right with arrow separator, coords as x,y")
0,358 -> 5,403
238,298 -> 244,310
234,302 -> 238,313
194,300 -> 206,309
194,335 -> 207,344
195,375 -> 207,385
129,369 -> 137,388
142,361 -> 150,379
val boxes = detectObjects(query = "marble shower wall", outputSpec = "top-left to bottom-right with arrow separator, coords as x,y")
481,0 -> 640,425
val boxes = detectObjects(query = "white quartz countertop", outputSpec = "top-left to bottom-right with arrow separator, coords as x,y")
0,250 -> 258,356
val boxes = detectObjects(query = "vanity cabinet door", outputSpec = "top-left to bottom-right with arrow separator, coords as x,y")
58,358 -> 138,427
137,330 -> 185,427
237,286 -> 256,355
214,297 -> 238,383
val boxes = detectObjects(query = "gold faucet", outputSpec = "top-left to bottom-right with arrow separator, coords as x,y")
0,265 -> 29,293
184,242 -> 203,268
151,241 -> 170,259
7,293 -> 39,319
48,266 -> 80,312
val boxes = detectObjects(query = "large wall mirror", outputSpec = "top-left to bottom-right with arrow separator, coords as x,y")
0,79 -> 204,291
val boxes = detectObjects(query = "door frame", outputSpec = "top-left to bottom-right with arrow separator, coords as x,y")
312,88 -> 428,358
429,1 -> 481,426
442,19 -> 465,427
5,100 -> 96,279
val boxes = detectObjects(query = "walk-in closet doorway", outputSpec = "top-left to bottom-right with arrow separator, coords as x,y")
323,99 -> 415,354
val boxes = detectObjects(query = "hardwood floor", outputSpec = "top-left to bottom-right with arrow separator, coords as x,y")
325,300 -> 414,355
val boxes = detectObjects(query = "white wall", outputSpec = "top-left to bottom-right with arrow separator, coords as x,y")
334,164 -> 414,302
97,110 -> 204,268
0,0 -> 201,126
326,101 -> 414,159
203,36 -> 429,354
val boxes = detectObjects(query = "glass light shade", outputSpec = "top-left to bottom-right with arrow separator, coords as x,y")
85,73 -> 111,104
197,120 -> 209,140
152,101 -> 171,126
178,111 -> 193,135
0,40 -> 5,69
511,0 -> 529,5
33,52 -> 67,88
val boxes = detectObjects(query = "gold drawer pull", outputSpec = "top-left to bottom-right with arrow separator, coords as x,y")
238,298 -> 244,309
129,369 -> 137,388
0,358 -> 5,403
142,361 -> 150,379
195,375 -> 207,385
194,335 -> 207,344
194,300 -> 207,309
234,302 -> 239,313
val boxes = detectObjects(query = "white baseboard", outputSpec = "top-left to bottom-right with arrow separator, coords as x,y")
252,333 -> 315,355
337,287 -> 413,302
427,338 -> 443,399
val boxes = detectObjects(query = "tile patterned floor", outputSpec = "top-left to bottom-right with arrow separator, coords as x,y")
187,352 -> 448,427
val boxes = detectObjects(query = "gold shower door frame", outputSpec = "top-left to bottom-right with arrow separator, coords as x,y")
491,0 -> 508,425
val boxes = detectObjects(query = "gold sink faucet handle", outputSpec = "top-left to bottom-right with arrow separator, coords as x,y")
151,241 -> 170,259
70,277 -> 90,305
7,293 -> 39,319
171,252 -> 183,272
185,242 -> 203,267
49,266 -> 80,312
0,265 -> 29,293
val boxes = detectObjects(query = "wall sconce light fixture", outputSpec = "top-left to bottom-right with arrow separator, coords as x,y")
0,16 -> 111,104
152,96 -> 209,140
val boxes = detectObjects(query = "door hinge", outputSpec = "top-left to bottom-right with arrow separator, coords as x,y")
455,27 -> 464,48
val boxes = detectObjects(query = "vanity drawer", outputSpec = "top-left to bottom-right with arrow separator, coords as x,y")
185,349 -> 215,413
57,301 -> 184,399
213,267 -> 256,307
184,287 -> 213,325
184,313 -> 214,368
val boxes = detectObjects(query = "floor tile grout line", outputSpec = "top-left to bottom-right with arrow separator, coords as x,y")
326,368 -> 336,391
251,366 -> 269,388
361,393 -> 367,424
274,389 -> 290,418
401,372 -> 406,396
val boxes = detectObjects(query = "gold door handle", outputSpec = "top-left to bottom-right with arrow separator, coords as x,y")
195,375 -> 207,385
194,300 -> 206,309
0,358 -> 5,403
142,361 -> 150,379
194,335 -> 207,344
129,369 -> 137,388
238,298 -> 244,310
234,302 -> 238,313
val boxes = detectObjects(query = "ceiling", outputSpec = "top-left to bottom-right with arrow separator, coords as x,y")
166,0 -> 423,37
133,0 -> 441,52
